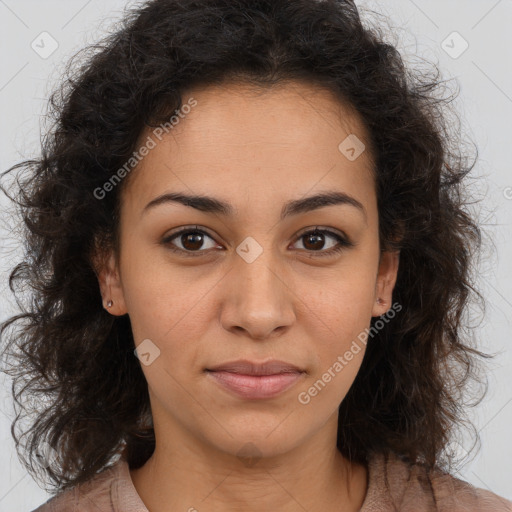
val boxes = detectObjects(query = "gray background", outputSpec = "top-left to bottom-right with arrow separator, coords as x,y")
0,0 -> 511,510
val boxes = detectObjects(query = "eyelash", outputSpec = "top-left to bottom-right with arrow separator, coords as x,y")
161,225 -> 354,258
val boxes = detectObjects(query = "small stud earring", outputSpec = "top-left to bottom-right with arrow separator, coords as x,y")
106,300 -> 113,308
376,298 -> 383,305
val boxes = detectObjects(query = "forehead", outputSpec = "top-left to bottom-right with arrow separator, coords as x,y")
122,80 -> 375,215
156,79 -> 371,152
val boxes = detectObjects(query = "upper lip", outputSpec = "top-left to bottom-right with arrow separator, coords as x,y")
206,359 -> 304,376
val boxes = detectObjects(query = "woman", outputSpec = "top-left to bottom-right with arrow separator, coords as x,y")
1,0 -> 510,510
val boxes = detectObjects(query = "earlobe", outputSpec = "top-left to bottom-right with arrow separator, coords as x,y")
372,250 -> 400,317
93,250 -> 128,316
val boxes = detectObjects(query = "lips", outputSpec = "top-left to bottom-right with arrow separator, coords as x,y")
206,359 -> 304,376
205,359 -> 306,400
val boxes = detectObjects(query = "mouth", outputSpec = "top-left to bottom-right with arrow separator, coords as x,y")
205,359 -> 306,400
206,359 -> 304,376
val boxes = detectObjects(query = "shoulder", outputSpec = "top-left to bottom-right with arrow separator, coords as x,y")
30,460 -> 124,512
363,451 -> 512,512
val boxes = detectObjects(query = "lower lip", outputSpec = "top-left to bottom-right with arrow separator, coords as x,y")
206,371 -> 304,400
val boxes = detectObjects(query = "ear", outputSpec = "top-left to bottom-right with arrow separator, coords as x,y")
91,247 -> 128,316
371,250 -> 400,317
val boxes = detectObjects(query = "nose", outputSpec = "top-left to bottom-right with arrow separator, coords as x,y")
220,250 -> 296,341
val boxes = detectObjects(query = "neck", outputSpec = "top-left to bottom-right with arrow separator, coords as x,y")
129,414 -> 368,512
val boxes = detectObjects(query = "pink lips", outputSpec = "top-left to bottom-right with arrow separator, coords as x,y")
205,359 -> 305,400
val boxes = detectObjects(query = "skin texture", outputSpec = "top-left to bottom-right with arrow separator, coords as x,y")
95,80 -> 400,512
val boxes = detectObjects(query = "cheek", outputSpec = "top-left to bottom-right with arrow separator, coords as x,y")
119,235 -> 213,342
296,287 -> 369,410
294,264 -> 376,402
299,262 -> 377,340
120,255 -> 218,391
297,352 -> 364,412
127,292 -> 212,386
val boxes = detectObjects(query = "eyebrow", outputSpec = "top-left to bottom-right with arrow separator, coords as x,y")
142,190 -> 367,222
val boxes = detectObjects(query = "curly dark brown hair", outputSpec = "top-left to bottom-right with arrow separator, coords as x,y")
1,0 -> 490,495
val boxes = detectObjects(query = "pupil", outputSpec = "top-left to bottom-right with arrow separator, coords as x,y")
304,232 -> 324,250
183,232 -> 203,250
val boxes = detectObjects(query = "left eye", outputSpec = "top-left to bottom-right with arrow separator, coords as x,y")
291,228 -> 353,257
290,228 -> 354,257
162,226 -> 353,257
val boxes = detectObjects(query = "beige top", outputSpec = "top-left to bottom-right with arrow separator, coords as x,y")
32,451 -> 512,511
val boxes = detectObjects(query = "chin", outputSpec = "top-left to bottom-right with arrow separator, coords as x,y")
203,424 -> 305,462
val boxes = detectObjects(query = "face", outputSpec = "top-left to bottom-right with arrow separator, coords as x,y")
97,80 -> 399,460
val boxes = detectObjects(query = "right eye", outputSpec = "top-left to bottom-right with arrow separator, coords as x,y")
161,226 -> 222,256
